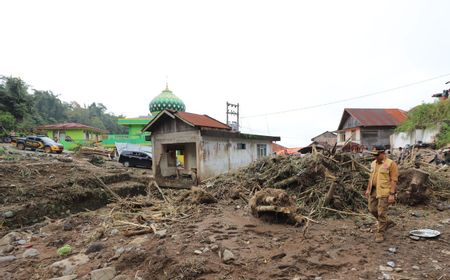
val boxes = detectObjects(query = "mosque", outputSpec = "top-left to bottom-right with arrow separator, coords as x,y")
102,83 -> 186,147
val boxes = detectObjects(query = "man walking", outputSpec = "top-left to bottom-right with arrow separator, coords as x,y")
365,146 -> 398,242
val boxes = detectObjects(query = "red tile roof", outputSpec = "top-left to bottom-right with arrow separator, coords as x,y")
338,108 -> 407,130
272,143 -> 287,153
175,112 -> 231,130
36,123 -> 108,134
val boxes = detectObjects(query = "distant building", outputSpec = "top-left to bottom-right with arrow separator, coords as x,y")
143,110 -> 280,186
36,123 -> 108,150
311,131 -> 337,148
336,108 -> 407,149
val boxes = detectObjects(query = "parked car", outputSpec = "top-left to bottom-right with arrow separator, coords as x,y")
16,136 -> 64,154
118,151 -> 152,168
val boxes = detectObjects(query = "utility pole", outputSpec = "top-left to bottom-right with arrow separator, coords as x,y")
226,102 -> 239,131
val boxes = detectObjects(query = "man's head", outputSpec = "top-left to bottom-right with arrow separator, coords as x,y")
371,145 -> 386,162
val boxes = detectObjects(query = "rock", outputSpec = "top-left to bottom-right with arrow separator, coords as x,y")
154,229 -> 167,238
3,211 -> 14,218
210,244 -> 219,251
388,247 -> 397,253
394,268 -> 403,272
379,265 -> 394,272
48,275 -> 78,280
50,254 -> 90,276
386,261 -> 395,268
90,267 -> 116,280
0,245 -> 14,254
412,265 -> 420,270
63,222 -> 74,231
194,250 -> 202,255
0,232 -> 21,246
109,229 -> 119,236
22,248 -> 39,258
57,244 -> 72,256
381,272 -> 392,280
16,239 -> 26,245
409,235 -> 420,241
0,255 -> 17,264
86,243 -> 105,254
441,249 -> 450,255
221,249 -> 235,263
112,276 -> 130,280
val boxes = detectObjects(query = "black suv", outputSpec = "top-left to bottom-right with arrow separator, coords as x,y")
118,151 -> 152,169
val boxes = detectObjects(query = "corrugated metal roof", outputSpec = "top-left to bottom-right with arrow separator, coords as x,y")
36,123 -> 108,134
175,112 -> 231,130
338,108 -> 407,129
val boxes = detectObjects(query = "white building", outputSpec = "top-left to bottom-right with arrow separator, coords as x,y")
143,110 -> 280,187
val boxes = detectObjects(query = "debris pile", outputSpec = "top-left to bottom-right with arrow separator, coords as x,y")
206,152 -> 450,218
207,153 -> 371,218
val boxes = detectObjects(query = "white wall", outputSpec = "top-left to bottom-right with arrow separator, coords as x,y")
199,137 -> 273,180
390,127 -> 440,148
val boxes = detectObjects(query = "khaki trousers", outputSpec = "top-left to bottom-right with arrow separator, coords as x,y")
368,188 -> 389,234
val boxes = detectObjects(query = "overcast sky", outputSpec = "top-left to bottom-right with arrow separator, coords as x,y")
1,0 -> 449,147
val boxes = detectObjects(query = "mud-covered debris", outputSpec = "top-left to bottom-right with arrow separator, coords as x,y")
189,187 -> 217,204
249,188 -> 305,225
397,168 -> 431,205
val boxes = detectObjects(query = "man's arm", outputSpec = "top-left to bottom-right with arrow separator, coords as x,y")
389,161 -> 399,194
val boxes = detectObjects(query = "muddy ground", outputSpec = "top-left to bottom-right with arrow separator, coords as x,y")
0,144 -> 449,280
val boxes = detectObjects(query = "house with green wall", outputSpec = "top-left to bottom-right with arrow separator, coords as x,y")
102,84 -> 186,148
36,123 -> 108,151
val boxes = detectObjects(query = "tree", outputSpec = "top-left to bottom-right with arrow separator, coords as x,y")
0,76 -> 33,121
0,111 -> 15,133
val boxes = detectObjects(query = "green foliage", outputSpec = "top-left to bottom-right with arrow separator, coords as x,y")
436,122 -> 450,148
0,111 -> 16,132
0,75 -> 127,134
397,100 -> 450,132
397,100 -> 450,148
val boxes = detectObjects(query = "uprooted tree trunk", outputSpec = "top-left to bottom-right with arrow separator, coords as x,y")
397,168 -> 431,205
249,188 -> 305,225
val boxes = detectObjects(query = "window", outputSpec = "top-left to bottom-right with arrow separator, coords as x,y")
237,143 -> 246,150
257,144 -> 267,158
339,133 -> 345,142
351,130 -> 356,141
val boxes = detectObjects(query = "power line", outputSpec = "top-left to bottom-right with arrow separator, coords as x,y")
241,72 -> 450,119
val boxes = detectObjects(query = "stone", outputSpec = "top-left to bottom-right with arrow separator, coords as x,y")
22,248 -> 39,258
0,231 -> 21,246
112,276 -> 130,280
210,244 -> 219,251
194,250 -> 202,255
86,243 -> 105,254
409,235 -> 420,241
388,247 -> 397,253
0,245 -> 14,254
109,229 -> 119,236
90,267 -> 116,280
154,229 -> 167,238
16,239 -> 26,245
48,275 -> 78,280
221,249 -> 235,263
394,268 -> 403,272
50,254 -> 90,276
386,261 -> 395,268
441,249 -> 450,255
381,272 -> 392,280
3,211 -> 14,218
412,265 -> 420,270
0,255 -> 17,264
379,265 -> 394,272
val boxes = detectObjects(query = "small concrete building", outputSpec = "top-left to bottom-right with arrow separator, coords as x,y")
143,110 -> 280,185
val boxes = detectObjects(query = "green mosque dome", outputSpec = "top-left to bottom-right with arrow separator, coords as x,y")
149,84 -> 186,116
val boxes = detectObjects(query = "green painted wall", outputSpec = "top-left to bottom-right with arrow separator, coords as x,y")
41,129 -> 103,151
